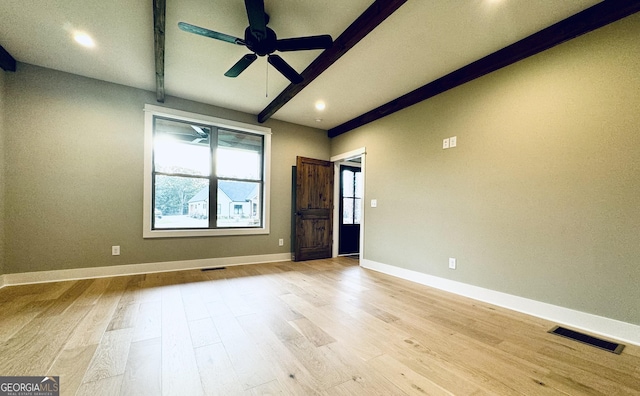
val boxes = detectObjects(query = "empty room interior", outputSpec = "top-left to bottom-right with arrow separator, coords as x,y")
1,1 -> 639,395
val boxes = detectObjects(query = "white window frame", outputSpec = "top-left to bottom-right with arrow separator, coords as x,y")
143,104 -> 271,238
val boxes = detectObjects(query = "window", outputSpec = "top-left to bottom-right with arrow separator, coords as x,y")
144,105 -> 271,238
341,167 -> 362,225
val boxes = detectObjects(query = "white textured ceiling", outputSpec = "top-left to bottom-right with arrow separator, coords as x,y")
0,0 -> 602,130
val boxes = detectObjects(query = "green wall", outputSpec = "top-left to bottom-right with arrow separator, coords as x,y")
331,14 -> 640,325
0,69 -> 5,276
3,63 -> 330,274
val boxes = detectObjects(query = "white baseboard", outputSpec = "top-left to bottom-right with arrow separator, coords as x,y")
361,259 -> 640,347
1,253 -> 291,287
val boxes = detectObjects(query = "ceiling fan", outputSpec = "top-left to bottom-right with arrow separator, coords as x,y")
178,0 -> 333,84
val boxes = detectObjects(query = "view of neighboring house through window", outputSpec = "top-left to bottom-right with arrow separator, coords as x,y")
144,105 -> 270,237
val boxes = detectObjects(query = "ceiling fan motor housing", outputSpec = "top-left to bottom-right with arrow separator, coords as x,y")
245,26 -> 277,56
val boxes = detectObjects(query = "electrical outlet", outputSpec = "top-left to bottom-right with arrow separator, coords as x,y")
278,238 -> 284,246
449,257 -> 456,269
112,246 -> 120,256
449,136 -> 457,147
443,138 -> 450,149
371,199 -> 377,208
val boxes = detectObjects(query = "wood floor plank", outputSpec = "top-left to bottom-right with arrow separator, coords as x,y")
204,299 -> 233,317
180,281 -> 211,322
0,304 -> 88,375
367,353 -> 454,396
278,292 -> 384,362
81,328 -> 133,383
188,317 -> 221,348
497,341 -> 611,395
454,341 -> 562,395
0,282 -> 51,300
131,301 -> 161,342
377,336 -> 487,395
245,293 -> 305,322
65,277 -> 129,349
209,313 -> 276,390
277,326 -> 352,389
120,337 -> 162,396
30,281 -> 78,302
288,317 -> 336,347
361,310 -> 525,394
246,379 -> 287,395
236,313 -> 326,396
536,345 -> 640,394
47,344 -> 98,396
36,279 -> 94,317
0,299 -> 52,342
194,343 -> 246,396
107,302 -> 139,331
161,285 -> 204,396
73,277 -> 114,307
0,257 -> 638,395
321,342 -> 410,396
76,374 -> 124,396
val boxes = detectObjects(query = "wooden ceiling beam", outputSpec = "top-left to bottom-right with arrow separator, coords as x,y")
0,44 -> 17,72
153,0 -> 166,102
329,0 -> 640,138
257,0 -> 408,123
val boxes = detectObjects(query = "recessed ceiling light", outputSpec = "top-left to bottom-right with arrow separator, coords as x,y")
73,32 -> 95,48
315,118 -> 323,122
315,101 -> 326,111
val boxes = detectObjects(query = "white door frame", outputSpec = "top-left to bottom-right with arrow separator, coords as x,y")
330,147 -> 366,259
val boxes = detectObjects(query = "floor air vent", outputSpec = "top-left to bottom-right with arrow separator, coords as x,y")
548,326 -> 625,354
201,267 -> 226,271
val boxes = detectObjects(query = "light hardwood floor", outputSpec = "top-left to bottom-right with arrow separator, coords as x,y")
1,257 -> 639,395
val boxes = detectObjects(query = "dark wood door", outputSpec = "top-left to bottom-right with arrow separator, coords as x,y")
294,156 -> 334,261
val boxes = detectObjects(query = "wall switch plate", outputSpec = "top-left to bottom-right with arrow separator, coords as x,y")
112,246 -> 120,256
449,136 -> 457,147
278,238 -> 284,246
371,199 -> 377,208
449,257 -> 456,269
443,138 -> 450,149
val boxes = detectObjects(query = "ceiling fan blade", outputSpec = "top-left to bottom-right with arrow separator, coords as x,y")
244,0 -> 267,40
224,54 -> 258,77
178,22 -> 245,46
276,35 -> 333,52
267,55 -> 303,84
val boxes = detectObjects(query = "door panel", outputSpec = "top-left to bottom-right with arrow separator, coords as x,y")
338,165 -> 361,255
294,157 -> 334,261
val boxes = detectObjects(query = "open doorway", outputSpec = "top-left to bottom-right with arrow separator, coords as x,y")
338,163 -> 362,256
331,147 -> 365,260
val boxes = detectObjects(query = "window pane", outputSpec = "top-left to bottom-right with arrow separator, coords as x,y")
217,130 -> 263,180
342,170 -> 354,198
217,180 -> 261,227
354,198 -> 362,224
342,198 -> 354,225
355,171 -> 363,199
154,117 -> 211,176
154,175 -> 209,229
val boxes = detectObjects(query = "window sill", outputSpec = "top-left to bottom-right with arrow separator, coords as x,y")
143,227 -> 269,238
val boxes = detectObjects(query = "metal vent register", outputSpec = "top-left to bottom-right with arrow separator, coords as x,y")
548,326 -> 625,354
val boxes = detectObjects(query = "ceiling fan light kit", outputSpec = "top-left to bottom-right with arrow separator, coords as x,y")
179,0 -> 333,85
